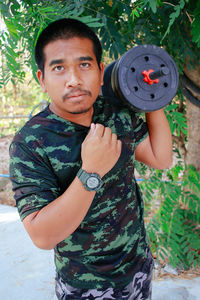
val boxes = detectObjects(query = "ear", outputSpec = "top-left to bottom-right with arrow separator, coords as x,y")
100,62 -> 105,86
37,70 -> 47,93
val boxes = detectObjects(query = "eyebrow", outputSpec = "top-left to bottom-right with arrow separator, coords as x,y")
49,56 -> 94,67
78,56 -> 94,62
49,59 -> 65,67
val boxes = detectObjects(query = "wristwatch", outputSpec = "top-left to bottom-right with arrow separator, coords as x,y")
77,168 -> 103,191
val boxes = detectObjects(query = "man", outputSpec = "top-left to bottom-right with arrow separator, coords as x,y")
9,18 -> 172,299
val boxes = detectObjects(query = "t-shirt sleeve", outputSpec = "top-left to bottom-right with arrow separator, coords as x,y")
131,112 -> 149,146
9,141 -> 61,221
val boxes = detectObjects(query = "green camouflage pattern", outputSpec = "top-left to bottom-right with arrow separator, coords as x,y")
55,247 -> 154,299
9,96 -> 149,289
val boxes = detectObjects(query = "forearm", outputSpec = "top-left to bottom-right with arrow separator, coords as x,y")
23,123 -> 122,250
23,177 -> 96,250
145,109 -> 172,167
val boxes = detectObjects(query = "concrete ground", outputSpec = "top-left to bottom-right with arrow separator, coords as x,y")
0,204 -> 200,300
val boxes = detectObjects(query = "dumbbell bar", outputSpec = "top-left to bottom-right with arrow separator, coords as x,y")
101,45 -> 179,112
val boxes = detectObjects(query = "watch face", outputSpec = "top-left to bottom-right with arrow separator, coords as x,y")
86,176 -> 100,189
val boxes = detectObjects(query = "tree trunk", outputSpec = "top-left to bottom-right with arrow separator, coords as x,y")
186,100 -> 200,170
184,65 -> 200,171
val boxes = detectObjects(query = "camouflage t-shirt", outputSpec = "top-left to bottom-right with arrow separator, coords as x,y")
9,96 -> 149,289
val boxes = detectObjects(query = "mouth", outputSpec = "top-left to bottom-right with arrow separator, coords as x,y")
63,89 -> 92,102
68,93 -> 86,98
67,94 -> 87,104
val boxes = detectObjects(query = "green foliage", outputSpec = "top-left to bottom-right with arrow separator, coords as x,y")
161,0 -> 189,41
1,0 -> 200,83
133,1 -> 200,72
0,0 -> 104,86
81,0 -> 135,58
139,164 -> 200,269
191,1 -> 200,47
164,99 -> 188,138
143,0 -> 161,13
139,0 -> 200,54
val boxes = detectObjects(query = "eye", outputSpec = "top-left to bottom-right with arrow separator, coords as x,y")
53,65 -> 64,72
80,62 -> 90,68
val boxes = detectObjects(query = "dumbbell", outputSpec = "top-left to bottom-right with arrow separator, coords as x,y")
101,45 -> 179,112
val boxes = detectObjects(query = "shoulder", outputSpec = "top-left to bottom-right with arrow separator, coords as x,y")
12,107 -> 50,143
9,107 -> 54,162
96,95 -> 135,121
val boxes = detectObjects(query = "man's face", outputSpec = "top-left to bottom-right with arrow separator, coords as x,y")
37,37 -> 104,121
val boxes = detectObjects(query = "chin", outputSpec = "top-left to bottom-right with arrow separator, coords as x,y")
70,108 -> 91,115
67,103 -> 94,115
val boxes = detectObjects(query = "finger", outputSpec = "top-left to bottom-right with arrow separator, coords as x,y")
103,127 -> 112,140
84,123 -> 96,142
95,123 -> 105,137
89,123 -> 96,135
111,132 -> 117,143
117,139 -> 122,154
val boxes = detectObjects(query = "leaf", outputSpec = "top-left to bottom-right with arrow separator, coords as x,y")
4,45 -> 18,58
6,53 -> 19,69
6,61 -> 18,76
22,0 -> 33,6
87,22 -> 104,28
191,17 -> 200,46
131,7 -> 143,21
162,1 -> 186,41
149,0 -> 157,13
191,1 -> 200,46
4,19 -> 18,35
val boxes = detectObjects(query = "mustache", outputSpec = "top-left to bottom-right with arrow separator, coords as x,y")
62,88 -> 92,102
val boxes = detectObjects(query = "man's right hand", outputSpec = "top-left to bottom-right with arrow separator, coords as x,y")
81,123 -> 122,178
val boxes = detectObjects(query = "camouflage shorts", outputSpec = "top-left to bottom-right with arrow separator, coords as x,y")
55,248 -> 154,300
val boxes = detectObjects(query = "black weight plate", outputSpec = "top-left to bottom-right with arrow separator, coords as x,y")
114,45 -> 179,112
101,61 -> 123,108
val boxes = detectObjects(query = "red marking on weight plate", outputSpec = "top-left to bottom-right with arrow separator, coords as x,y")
142,69 -> 159,85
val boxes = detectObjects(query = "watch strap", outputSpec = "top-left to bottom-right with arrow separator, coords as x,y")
77,168 -> 103,191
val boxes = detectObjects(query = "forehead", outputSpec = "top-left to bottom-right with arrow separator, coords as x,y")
43,37 -> 96,64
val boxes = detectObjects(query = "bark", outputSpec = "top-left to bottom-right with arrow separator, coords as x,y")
184,64 -> 200,171
186,100 -> 200,170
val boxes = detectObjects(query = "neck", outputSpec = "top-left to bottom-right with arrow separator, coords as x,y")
49,104 -> 94,127
68,108 -> 94,127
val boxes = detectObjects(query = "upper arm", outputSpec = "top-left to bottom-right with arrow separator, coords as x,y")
23,210 -> 38,234
135,110 -> 173,169
9,141 -> 60,221
135,134 -> 172,169
135,135 -> 156,167
22,210 -> 46,248
23,210 -> 38,226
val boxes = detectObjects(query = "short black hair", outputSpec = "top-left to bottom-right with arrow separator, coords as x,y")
34,18 -> 102,76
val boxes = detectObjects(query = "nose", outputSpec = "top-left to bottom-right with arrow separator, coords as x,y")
65,68 -> 82,88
